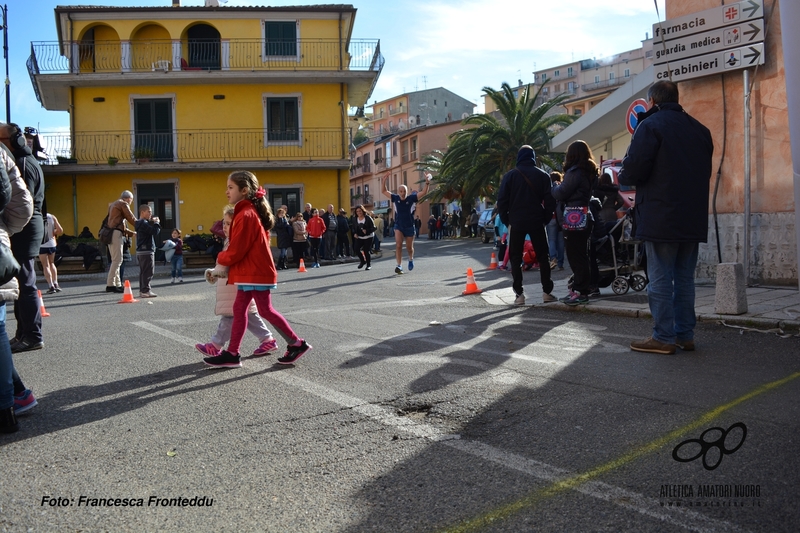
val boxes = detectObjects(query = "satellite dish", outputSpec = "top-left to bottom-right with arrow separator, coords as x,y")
409,116 -> 416,126
461,112 -> 469,119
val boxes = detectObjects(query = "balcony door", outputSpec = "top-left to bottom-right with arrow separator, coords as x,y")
134,98 -> 173,162
187,24 -> 220,70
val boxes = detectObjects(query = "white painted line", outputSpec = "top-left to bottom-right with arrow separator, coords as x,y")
134,320 -> 742,533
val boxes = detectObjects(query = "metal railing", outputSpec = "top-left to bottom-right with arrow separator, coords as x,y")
38,128 -> 345,165
581,76 -> 627,92
28,38 -> 383,74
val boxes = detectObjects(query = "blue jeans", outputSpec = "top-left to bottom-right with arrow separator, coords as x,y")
645,241 -> 699,344
170,255 -> 183,278
545,218 -> 565,268
0,303 -> 17,410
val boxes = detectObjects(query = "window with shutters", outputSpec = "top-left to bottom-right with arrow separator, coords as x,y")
263,21 -> 298,57
263,93 -> 301,144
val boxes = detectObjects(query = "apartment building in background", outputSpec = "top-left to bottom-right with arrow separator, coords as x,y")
27,1 -> 382,237
484,39 -> 653,118
367,88 -> 474,138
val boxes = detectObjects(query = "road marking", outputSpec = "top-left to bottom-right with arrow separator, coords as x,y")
135,320 -> 745,532
442,372 -> 800,533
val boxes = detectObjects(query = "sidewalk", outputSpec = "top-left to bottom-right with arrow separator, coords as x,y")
481,276 -> 800,329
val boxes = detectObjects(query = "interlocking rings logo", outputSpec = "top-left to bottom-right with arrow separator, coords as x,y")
672,422 -> 747,471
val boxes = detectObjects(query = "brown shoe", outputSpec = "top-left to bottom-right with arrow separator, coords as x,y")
676,339 -> 695,351
630,337 -> 676,355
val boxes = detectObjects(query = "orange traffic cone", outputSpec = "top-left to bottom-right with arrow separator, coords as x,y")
37,290 -> 50,317
117,280 -> 139,304
488,252 -> 498,270
297,258 -> 307,273
462,268 -> 482,295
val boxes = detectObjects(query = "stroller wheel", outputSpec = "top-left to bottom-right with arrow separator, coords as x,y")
612,276 -> 629,295
630,274 -> 648,292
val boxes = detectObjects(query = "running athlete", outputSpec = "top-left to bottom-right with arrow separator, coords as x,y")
382,172 -> 431,274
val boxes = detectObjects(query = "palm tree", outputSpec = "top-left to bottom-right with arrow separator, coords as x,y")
422,82 -> 575,207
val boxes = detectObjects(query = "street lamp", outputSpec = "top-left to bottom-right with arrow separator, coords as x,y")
1,4 -> 8,123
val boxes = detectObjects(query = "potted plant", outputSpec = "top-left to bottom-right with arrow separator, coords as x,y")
132,146 -> 155,163
107,156 -> 119,166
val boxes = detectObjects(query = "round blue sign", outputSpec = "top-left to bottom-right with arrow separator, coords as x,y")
626,99 -> 649,135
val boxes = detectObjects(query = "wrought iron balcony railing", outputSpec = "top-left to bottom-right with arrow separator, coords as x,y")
38,128 -> 346,165
581,76 -> 628,92
28,38 -> 383,74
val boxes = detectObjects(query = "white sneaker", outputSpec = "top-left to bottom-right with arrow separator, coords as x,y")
514,293 -> 525,305
171,277 -> 176,284
179,277 -> 183,283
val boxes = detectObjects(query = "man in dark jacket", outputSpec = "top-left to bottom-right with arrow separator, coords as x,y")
321,204 -> 337,260
335,209 -> 351,258
496,145 -> 557,305
1,124 -> 45,353
618,80 -> 713,355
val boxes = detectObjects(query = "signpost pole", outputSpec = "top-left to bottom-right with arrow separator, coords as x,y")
743,68 -> 751,285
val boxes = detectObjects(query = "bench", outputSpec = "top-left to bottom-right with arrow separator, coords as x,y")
37,255 -> 104,274
182,251 -> 216,268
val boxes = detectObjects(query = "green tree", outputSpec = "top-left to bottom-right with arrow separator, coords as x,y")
422,82 -> 574,206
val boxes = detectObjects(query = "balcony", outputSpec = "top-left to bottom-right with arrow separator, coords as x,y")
28,38 -> 384,110
389,106 -> 405,116
581,77 -> 627,92
38,128 -> 348,172
351,161 -> 372,177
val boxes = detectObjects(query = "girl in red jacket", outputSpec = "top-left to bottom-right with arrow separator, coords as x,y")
203,170 -> 311,368
305,208 -> 326,268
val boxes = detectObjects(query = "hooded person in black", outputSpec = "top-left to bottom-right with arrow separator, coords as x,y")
496,145 -> 557,305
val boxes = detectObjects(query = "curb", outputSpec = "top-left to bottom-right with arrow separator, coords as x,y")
532,300 -> 799,330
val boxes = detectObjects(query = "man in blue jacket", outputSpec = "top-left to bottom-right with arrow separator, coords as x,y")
496,145 -> 556,305
618,80 -> 713,355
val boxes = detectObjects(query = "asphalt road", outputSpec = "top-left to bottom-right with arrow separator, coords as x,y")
1,238 -> 798,532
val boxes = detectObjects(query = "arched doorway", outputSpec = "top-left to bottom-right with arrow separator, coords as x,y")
187,24 -> 220,70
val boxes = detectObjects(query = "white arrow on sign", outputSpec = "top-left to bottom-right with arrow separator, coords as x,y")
653,0 -> 763,42
653,19 -> 764,64
654,43 -> 765,83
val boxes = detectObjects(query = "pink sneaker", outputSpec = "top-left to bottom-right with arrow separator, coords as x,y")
195,342 -> 221,357
252,338 -> 279,356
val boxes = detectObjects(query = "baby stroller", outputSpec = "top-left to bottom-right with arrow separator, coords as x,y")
568,205 -> 648,295
593,208 -> 648,294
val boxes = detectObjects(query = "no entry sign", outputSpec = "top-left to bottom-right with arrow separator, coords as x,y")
626,98 -> 649,135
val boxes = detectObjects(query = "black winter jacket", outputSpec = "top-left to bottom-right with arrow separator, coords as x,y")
496,157 -> 555,228
274,216 -> 293,249
618,102 -> 713,243
10,146 -> 45,260
552,165 -> 597,208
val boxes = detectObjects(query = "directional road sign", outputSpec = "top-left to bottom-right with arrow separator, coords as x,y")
653,0 -> 763,42
653,19 -> 764,64
654,43 -> 765,83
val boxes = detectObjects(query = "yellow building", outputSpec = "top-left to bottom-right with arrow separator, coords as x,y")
28,2 -> 383,238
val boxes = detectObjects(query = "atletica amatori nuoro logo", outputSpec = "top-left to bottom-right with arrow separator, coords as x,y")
672,422 -> 747,471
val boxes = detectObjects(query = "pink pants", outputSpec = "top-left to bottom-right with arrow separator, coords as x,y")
228,290 -> 298,354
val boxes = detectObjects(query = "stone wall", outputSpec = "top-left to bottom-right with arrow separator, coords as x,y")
698,212 -> 797,285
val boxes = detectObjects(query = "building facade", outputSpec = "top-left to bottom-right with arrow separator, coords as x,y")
485,42 -> 653,118
552,0 -> 796,285
27,3 -> 382,238
367,88 -> 474,138
350,121 -> 466,234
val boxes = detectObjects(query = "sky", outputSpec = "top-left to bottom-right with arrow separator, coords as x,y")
5,0 -> 666,133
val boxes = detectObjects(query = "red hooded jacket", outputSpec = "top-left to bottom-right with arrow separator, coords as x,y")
216,200 -> 277,285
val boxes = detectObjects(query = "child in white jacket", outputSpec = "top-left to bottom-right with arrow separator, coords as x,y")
195,206 -> 277,357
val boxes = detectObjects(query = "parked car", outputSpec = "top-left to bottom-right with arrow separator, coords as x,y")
600,159 -> 635,210
477,209 -> 495,244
